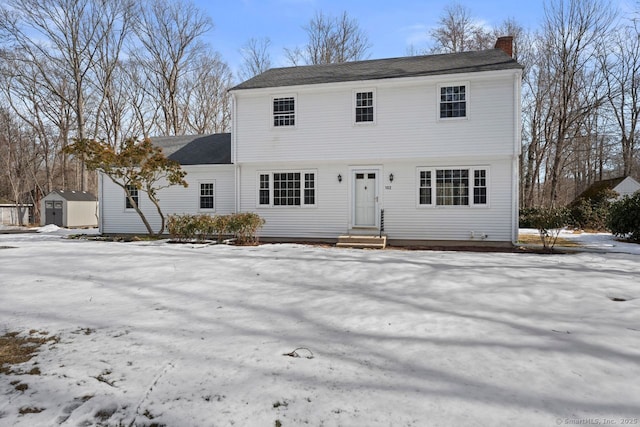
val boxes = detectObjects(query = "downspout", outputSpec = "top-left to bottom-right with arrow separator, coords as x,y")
231,92 -> 240,214
512,71 -> 522,244
99,172 -> 104,234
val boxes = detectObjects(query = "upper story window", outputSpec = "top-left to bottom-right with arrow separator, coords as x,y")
418,167 -> 488,207
125,185 -> 139,209
439,84 -> 467,118
355,90 -> 374,123
199,182 -> 215,210
258,170 -> 316,207
273,96 -> 295,127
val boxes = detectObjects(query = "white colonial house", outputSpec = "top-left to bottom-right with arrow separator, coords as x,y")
100,37 -> 523,246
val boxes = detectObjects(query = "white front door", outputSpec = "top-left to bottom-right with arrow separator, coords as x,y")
354,171 -> 377,227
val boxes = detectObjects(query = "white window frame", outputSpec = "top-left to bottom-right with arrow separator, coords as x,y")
124,184 -> 139,211
353,88 -> 376,125
198,181 -> 215,212
272,94 -> 297,128
416,166 -> 489,208
256,170 -> 317,208
437,82 -> 469,120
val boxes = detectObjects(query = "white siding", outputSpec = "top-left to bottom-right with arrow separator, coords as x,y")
234,71 -> 519,164
240,157 -> 515,243
100,164 -> 235,235
233,68 -> 521,244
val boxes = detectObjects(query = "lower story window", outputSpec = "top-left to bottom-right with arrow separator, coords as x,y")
474,170 -> 487,204
304,173 -> 315,205
274,172 -> 301,206
259,174 -> 270,205
125,185 -> 139,209
419,170 -> 432,205
436,169 -> 469,206
200,182 -> 215,210
418,167 -> 488,207
258,170 -> 316,207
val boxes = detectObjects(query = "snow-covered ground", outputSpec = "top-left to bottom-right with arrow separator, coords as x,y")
1,227 -> 639,426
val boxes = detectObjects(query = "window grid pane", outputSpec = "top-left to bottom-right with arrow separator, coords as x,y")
125,185 -> 138,209
419,170 -> 432,205
273,172 -> 301,206
259,174 -> 270,205
474,170 -> 487,204
273,97 -> 295,126
304,173 -> 315,205
200,183 -> 214,209
355,91 -> 374,122
440,86 -> 466,118
436,169 -> 469,205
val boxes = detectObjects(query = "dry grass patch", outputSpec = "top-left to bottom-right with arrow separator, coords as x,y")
517,233 -> 581,247
0,330 -> 57,375
18,406 -> 44,414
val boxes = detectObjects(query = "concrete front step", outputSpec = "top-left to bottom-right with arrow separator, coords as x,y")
336,235 -> 387,249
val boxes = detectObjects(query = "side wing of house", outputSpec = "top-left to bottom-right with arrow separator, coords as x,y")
99,164 -> 235,234
231,53 -> 522,245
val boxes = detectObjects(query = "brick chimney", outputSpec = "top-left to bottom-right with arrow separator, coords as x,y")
494,36 -> 513,57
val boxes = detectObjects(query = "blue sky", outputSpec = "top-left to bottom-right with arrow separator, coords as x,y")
194,0 -> 632,78
196,0 -> 539,76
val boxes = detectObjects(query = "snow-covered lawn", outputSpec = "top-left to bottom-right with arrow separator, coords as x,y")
1,228 -> 639,426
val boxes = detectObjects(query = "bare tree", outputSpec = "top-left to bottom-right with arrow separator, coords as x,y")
0,0 -> 132,191
541,0 -> 615,205
429,3 -> 493,53
120,60 -> 161,139
131,0 -> 213,136
238,37 -> 272,81
600,20 -> 640,176
285,11 -> 371,65
0,107 -> 37,224
0,49 -> 76,197
89,0 -> 136,148
521,31 -> 552,207
182,53 -> 233,134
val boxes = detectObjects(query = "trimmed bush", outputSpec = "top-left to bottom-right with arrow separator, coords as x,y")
167,213 -> 265,245
607,192 -> 640,242
227,212 -> 265,245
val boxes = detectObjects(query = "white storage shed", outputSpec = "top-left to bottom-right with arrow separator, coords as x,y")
41,190 -> 98,228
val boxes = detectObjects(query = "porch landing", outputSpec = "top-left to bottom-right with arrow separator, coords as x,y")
336,235 -> 387,249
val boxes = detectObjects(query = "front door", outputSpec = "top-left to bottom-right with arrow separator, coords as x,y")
353,171 -> 377,227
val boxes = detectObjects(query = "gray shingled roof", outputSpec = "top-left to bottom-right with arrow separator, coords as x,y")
150,133 -> 231,165
51,190 -> 97,202
230,49 -> 522,91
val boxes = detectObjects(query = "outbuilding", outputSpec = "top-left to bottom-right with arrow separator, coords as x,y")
0,203 -> 32,225
41,190 -> 98,228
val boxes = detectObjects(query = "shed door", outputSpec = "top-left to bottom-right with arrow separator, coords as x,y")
45,201 -> 63,226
